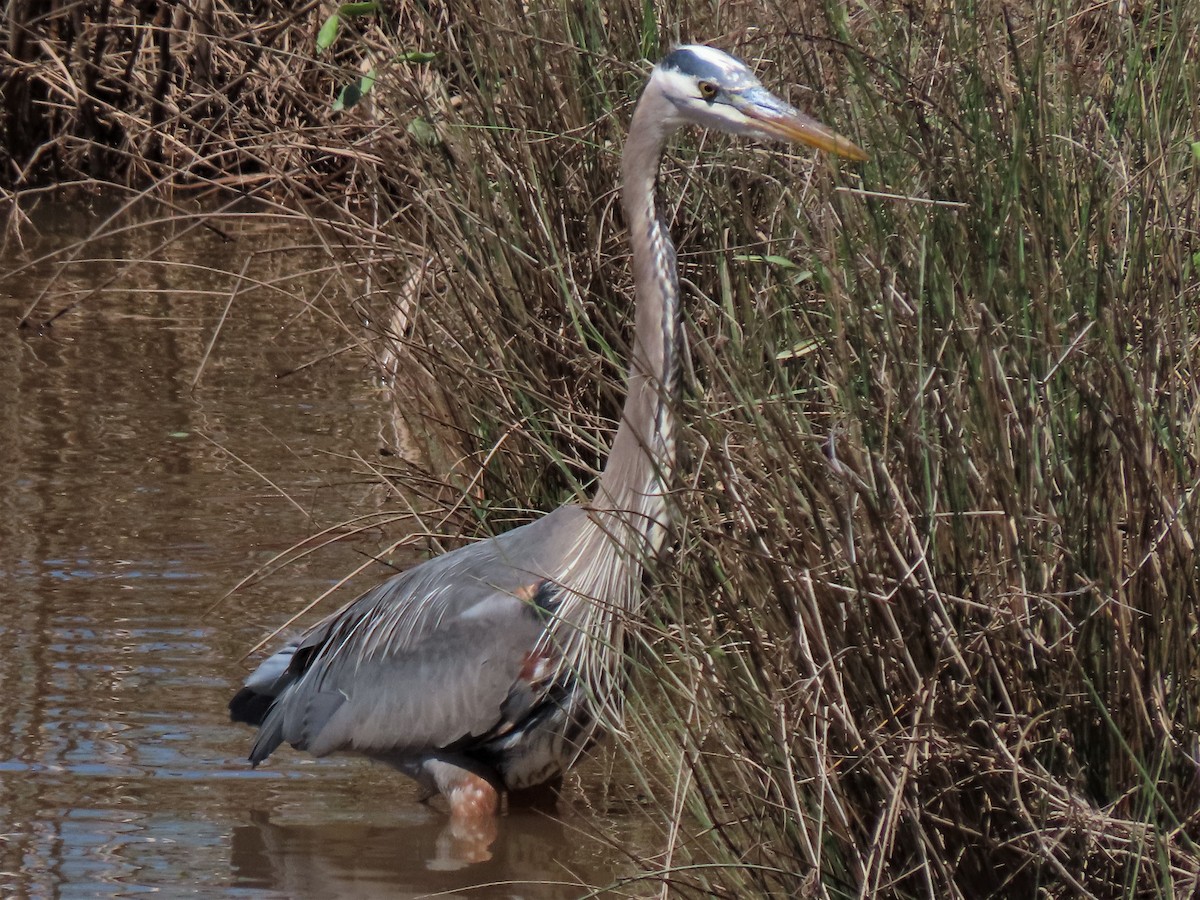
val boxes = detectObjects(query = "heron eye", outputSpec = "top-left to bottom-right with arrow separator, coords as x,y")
697,80 -> 718,101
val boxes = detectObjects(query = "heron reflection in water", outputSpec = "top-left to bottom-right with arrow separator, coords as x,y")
231,44 -> 865,829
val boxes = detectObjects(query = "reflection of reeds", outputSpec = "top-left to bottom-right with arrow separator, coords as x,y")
10,0 -> 1200,894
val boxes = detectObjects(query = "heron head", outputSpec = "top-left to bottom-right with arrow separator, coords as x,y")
647,45 -> 867,161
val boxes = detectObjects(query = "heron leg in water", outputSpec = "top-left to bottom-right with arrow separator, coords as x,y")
387,754 -> 503,820
404,757 -> 502,865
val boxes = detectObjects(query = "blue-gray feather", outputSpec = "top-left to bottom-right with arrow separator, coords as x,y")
238,504 -> 601,785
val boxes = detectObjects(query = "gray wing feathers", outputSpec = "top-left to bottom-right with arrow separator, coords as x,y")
247,505 -> 590,764
326,505 -> 586,661
303,603 -> 544,755
244,642 -> 297,693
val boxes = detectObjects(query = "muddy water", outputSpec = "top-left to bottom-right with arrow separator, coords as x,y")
0,204 -> 648,898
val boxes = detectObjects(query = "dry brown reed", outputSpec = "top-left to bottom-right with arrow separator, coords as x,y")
341,2 -> 1200,895
2,0 -> 410,205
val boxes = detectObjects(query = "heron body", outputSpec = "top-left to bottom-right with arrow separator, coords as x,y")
230,44 -> 865,820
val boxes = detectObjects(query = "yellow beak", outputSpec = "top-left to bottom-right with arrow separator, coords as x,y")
738,89 -> 868,161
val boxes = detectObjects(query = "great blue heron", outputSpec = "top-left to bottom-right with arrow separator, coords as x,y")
230,44 -> 866,823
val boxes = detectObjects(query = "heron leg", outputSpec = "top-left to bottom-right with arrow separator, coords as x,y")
421,756 -> 502,821
375,752 -> 501,820
414,757 -> 502,867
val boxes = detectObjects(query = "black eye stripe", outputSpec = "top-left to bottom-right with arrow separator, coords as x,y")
664,46 -> 746,84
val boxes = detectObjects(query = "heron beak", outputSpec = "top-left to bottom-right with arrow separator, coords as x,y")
737,89 -> 868,161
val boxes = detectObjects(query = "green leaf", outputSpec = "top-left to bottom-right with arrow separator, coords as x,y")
395,51 -> 437,64
734,253 -> 801,269
338,1 -> 380,16
316,13 -> 341,52
640,0 -> 657,61
1191,141 -> 1200,163
332,83 -> 355,111
406,117 -> 439,145
317,3 -> 380,53
332,68 -> 376,111
775,338 -> 819,361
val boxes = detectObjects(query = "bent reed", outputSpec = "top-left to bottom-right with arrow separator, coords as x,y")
7,0 -> 1199,896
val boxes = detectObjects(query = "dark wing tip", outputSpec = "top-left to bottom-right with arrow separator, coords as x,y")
229,686 -> 275,727
248,718 -> 284,767
230,685 -> 283,767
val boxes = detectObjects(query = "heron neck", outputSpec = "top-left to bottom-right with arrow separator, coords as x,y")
595,94 -> 681,542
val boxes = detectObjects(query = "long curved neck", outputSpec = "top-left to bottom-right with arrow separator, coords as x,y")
594,89 -> 681,551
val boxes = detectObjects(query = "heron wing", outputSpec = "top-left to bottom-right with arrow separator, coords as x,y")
244,505 -> 588,764
291,593 -> 548,758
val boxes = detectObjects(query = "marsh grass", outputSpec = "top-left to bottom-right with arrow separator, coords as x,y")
7,0 -> 1200,895
343,1 -> 1200,895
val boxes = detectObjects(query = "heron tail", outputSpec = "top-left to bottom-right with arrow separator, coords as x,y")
229,686 -> 274,726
